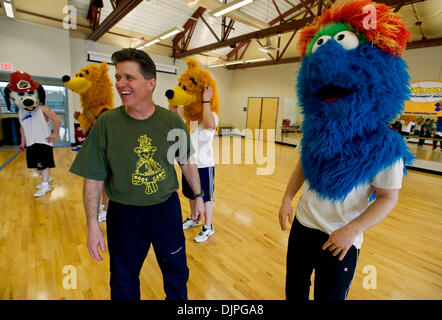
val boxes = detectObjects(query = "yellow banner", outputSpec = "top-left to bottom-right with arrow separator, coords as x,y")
403,80 -> 442,117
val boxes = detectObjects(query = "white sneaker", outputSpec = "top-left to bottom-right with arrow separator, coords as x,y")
34,184 -> 51,197
194,225 -> 215,243
98,209 -> 107,223
36,177 -> 54,189
183,217 -> 201,230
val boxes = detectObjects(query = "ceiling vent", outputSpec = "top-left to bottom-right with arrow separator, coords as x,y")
258,37 -> 279,53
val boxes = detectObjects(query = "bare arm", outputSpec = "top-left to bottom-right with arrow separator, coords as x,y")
180,156 -> 205,220
180,158 -> 201,194
279,159 -> 304,230
19,125 -> 26,149
323,187 -> 399,261
41,105 -> 61,143
202,87 -> 216,130
84,178 -> 106,261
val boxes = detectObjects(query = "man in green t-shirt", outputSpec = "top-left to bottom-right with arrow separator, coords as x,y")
70,48 -> 205,300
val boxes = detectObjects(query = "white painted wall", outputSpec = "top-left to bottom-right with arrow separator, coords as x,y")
402,46 -> 442,81
0,17 -> 71,78
0,16 -> 72,140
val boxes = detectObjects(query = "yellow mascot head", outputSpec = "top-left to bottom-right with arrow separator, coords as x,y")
62,62 -> 114,133
165,58 -> 219,127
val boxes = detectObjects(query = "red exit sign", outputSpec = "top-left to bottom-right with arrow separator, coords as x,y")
0,63 -> 13,71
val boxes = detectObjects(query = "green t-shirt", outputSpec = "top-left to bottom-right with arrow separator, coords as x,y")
70,105 -> 193,206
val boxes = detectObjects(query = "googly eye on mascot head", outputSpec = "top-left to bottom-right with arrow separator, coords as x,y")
296,0 -> 414,201
4,71 -> 46,112
165,57 -> 220,129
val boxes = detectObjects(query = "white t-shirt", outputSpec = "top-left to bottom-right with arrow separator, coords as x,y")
296,158 -> 404,249
401,121 -> 415,133
190,112 -> 219,168
18,106 -> 52,147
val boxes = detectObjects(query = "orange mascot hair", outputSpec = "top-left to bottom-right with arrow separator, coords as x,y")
297,0 -> 411,57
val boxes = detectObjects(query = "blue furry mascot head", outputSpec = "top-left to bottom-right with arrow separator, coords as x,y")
296,0 -> 414,201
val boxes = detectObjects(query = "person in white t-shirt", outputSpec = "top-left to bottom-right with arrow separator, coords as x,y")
278,146 -> 403,300
18,104 -> 60,197
400,118 -> 415,140
4,71 -> 60,198
169,86 -> 219,243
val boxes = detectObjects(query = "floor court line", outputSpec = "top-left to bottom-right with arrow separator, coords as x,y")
0,149 -> 23,171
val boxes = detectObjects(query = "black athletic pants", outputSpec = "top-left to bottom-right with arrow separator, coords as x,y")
286,218 -> 359,301
106,192 -> 189,300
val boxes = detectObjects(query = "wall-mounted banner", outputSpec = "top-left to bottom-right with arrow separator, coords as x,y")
404,80 -> 442,117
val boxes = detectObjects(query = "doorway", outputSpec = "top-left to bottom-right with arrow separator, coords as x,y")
246,97 -> 279,141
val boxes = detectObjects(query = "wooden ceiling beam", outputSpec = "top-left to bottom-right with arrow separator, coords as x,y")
87,1 -> 101,30
271,0 -> 285,23
278,30 -> 297,60
226,56 -> 302,70
268,0 -> 311,25
223,19 -> 235,41
239,41 -> 251,60
298,0 -> 316,18
173,16 -> 314,59
226,36 -> 442,70
87,0 -> 143,41
200,15 -> 220,42
317,0 -> 324,15
283,0 -> 296,7
407,36 -> 442,49
379,0 -> 426,7
183,23 -> 198,52
173,7 -> 206,45
226,41 -> 249,59
223,0 -> 316,60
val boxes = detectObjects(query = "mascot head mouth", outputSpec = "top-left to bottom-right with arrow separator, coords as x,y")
315,85 -> 353,103
165,85 -> 197,106
62,75 -> 91,95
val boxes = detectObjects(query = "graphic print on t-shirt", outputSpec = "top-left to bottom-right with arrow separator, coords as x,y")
132,134 -> 166,195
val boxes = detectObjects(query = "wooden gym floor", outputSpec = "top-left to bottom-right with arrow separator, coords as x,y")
0,136 -> 441,300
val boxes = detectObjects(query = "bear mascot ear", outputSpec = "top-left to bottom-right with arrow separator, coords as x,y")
4,87 -> 12,111
37,84 -> 46,105
185,57 -> 199,70
100,61 -> 109,73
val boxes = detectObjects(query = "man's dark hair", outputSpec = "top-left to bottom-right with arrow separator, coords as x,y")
111,48 -> 156,80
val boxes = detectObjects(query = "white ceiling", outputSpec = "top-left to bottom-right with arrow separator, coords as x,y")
6,0 -> 442,65
70,0 -> 442,59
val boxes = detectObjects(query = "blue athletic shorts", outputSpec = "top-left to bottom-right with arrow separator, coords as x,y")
182,166 -> 215,203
